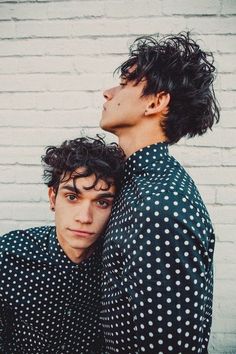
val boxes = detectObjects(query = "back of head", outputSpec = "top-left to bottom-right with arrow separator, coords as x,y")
117,31 -> 220,144
42,136 -> 125,192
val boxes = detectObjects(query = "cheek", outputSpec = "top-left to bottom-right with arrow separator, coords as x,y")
54,204 -> 70,224
96,212 -> 111,231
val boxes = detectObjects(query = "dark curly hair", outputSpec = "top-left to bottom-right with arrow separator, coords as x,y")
116,31 -> 220,144
41,136 -> 125,193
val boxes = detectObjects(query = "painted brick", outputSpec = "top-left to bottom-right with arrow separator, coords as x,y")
73,55 -> 126,74
222,148 -> 236,166
212,317 -> 236,335
0,93 -> 36,109
199,33 -> 236,57
170,146 -> 221,167
186,128 -> 236,148
17,220 -> 54,231
208,205 -> 236,224
218,91 -> 236,109
220,111 -> 236,128
213,279 -> 236,299
127,17 -> 186,35
0,147 -> 43,165
0,110 -> 100,128
47,1 -> 104,19
209,333 -> 236,353
0,221 -> 19,236
215,54 -> 236,73
215,263 -> 236,280
0,167 -> 15,183
0,1 -> 104,20
0,127 -> 87,147
0,21 -> 15,38
215,224 -> 236,242
215,35 -> 236,54
105,0 -> 162,17
186,167 -> 236,185
15,19 -> 132,38
15,166 -> 43,184
162,0 -> 220,15
214,241 -> 236,263
216,187 -> 236,204
0,203 -> 13,220
197,186 -> 216,204
221,74 -> 236,90
100,37 -> 136,54
12,202 -> 52,221
186,17 -> 236,35
0,110 -> 100,127
0,92 -> 92,109
0,73 -> 107,92
15,20 -> 72,38
0,38 -> 102,56
0,184 -> 43,202
221,0 -> 236,15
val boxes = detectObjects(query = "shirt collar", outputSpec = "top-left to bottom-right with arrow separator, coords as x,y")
124,142 -> 169,176
48,227 -> 74,266
48,226 -> 101,269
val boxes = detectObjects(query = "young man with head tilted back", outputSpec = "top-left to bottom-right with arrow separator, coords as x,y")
100,32 -> 220,354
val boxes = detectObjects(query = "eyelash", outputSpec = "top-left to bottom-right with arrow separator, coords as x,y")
66,194 -> 77,201
65,194 -> 112,209
96,200 -> 112,209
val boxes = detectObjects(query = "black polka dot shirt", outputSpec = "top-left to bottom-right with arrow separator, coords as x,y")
101,143 -> 215,354
0,226 -> 103,354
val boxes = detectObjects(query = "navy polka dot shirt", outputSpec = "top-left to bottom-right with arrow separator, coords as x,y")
0,226 -> 103,353
101,142 -> 215,354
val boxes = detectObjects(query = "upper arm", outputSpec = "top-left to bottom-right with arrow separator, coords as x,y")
120,191 -> 213,350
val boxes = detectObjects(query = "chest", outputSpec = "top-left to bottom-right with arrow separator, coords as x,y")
1,255 -> 102,327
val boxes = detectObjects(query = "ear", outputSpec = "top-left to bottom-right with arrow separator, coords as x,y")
48,187 -> 56,211
144,91 -> 170,117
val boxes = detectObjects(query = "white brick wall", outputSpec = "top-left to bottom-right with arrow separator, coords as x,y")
0,0 -> 235,352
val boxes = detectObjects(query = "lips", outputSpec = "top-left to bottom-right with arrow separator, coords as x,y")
68,228 -> 95,237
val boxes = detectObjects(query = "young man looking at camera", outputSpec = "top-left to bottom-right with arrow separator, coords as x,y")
0,136 -> 124,354
100,32 -> 220,353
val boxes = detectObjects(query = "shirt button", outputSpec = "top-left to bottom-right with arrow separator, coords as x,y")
67,309 -> 72,316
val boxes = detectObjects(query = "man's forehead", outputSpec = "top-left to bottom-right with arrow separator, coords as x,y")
59,172 -> 115,192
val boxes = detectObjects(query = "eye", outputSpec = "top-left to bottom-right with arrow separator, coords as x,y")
96,200 -> 112,209
66,194 -> 77,201
119,82 -> 127,87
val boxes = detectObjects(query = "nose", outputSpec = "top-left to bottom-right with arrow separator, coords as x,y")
74,203 -> 93,224
103,87 -> 114,101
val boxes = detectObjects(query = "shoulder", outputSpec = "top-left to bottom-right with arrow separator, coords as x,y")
131,155 -> 203,210
0,225 -> 53,257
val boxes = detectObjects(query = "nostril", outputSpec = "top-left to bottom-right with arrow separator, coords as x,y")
103,91 -> 109,100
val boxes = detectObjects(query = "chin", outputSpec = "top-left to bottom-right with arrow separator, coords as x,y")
100,119 -> 112,132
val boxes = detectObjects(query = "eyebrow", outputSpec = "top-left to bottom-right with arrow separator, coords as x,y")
60,185 -> 115,198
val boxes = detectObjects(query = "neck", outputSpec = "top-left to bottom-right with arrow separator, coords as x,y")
64,247 -> 91,264
57,235 -> 94,264
117,126 -> 167,159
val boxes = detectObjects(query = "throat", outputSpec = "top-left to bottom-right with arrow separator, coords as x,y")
118,129 -> 167,159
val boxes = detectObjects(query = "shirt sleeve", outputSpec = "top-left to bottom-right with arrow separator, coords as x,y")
0,246 -> 4,353
121,191 -> 213,353
0,298 -> 4,352
0,236 -> 7,353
